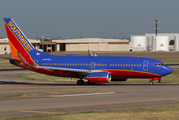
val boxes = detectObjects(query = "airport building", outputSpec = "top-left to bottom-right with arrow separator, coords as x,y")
53,38 -> 130,52
1,32 -> 179,54
0,38 -> 10,54
0,38 -> 131,54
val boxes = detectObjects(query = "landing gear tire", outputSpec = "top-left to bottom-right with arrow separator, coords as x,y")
149,81 -> 153,85
88,81 -> 94,85
77,80 -> 84,85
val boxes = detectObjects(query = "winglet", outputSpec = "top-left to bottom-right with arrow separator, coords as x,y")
88,50 -> 94,56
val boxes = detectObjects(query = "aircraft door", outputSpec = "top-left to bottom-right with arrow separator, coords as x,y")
34,59 -> 38,66
91,62 -> 95,69
143,61 -> 149,71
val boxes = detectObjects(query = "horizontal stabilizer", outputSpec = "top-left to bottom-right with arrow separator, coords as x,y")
17,52 -> 35,67
0,56 -> 20,61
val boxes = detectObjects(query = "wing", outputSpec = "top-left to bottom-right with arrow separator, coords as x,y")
17,52 -> 93,77
36,65 -> 91,76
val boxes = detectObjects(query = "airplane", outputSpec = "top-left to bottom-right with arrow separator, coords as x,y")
3,18 -> 173,85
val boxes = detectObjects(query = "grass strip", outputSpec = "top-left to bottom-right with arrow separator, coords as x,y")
0,58 -> 17,68
0,94 -> 24,98
3,105 -> 179,120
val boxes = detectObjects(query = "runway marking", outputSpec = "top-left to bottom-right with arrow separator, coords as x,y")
19,110 -> 64,114
47,92 -> 61,94
50,92 -> 116,97
1,98 -> 179,114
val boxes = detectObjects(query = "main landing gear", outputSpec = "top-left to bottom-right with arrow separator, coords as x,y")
77,80 -> 95,85
77,79 -> 84,85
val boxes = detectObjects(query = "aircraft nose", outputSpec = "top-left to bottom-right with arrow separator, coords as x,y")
163,66 -> 173,75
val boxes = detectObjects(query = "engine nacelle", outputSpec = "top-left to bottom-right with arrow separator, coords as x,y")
88,72 -> 111,83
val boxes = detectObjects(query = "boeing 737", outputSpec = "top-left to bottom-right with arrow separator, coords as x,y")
4,18 -> 173,85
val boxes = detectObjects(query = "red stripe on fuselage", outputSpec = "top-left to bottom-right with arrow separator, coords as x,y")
101,69 -> 161,79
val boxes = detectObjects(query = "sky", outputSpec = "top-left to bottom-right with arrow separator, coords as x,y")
1,0 -> 179,39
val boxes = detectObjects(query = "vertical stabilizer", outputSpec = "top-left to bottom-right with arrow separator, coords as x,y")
4,18 -> 36,66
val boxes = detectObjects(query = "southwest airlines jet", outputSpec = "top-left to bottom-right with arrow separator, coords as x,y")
4,18 -> 173,85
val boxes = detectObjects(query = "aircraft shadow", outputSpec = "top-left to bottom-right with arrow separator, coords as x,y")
0,81 -> 178,86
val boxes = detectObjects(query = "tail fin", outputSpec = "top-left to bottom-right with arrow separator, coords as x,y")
88,50 -> 94,56
4,18 -> 37,66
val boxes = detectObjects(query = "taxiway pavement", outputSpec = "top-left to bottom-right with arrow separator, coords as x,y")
0,68 -> 179,119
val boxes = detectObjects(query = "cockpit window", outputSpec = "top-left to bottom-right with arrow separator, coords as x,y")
155,63 -> 164,66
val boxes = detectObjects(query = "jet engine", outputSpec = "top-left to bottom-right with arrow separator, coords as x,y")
88,71 -> 111,83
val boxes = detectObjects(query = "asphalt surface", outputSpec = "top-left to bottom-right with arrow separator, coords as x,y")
0,68 -> 179,119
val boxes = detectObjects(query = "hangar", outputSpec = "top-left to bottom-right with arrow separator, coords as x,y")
0,38 -> 131,54
52,38 -> 130,52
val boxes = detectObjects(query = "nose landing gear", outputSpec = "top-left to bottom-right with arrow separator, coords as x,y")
149,81 -> 153,85
149,77 -> 161,85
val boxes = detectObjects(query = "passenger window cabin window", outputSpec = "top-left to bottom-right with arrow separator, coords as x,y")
134,64 -> 136,66
89,63 -> 91,66
100,64 -> 101,66
49,63 -> 51,65
123,64 -> 125,66
126,64 -> 128,66
115,64 -> 117,66
129,64 -> 130,66
110,64 -> 112,66
86,63 -> 88,66
97,64 -> 99,66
